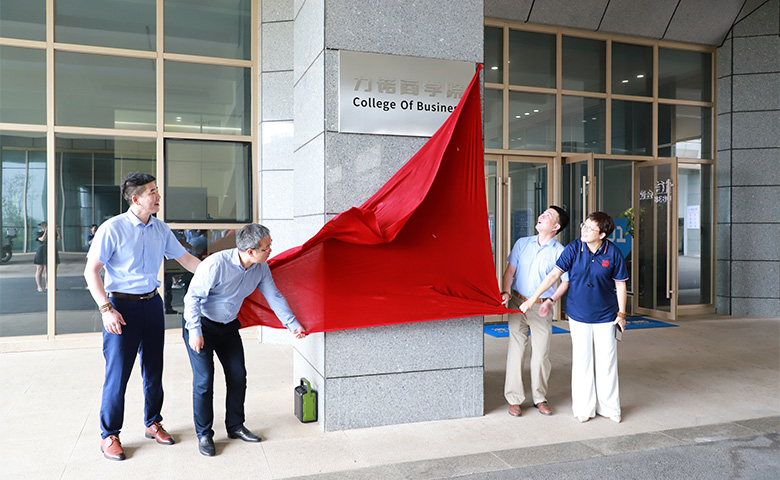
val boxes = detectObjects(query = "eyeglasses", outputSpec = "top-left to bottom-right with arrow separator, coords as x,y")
580,222 -> 598,233
257,244 -> 272,253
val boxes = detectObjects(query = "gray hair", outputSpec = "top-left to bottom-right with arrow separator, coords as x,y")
235,224 -> 270,251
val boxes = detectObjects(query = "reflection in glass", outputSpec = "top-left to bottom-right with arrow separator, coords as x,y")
54,135 -> 156,335
0,0 -> 46,41
612,42 -> 652,96
163,228 -> 237,328
0,46 -> 46,125
485,161 -> 497,263
164,61 -> 250,135
508,30 -> 555,88
677,164 -> 713,305
55,0 -> 156,51
55,52 -> 156,130
508,162 -> 547,246
659,48 -> 712,102
484,26 -> 503,84
595,160 -> 634,292
637,163 -> 672,312
561,161 -> 588,246
165,139 -> 251,223
612,100 -> 652,156
561,96 -> 606,153
658,105 -> 712,159
484,89 -> 503,149
165,0 -> 251,60
508,92 -> 555,151
0,132 -> 47,337
562,36 -> 606,92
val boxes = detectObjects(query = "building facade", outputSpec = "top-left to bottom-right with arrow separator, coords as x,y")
0,0 -> 778,430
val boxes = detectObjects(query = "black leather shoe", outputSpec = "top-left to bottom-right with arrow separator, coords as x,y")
198,435 -> 215,456
227,425 -> 261,442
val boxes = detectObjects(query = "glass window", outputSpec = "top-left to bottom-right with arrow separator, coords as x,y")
54,135 -> 156,335
165,0 -> 251,60
0,46 -> 46,125
164,61 -> 250,135
612,42 -> 652,97
508,92 -> 555,151
484,89 -> 503,149
508,30 -> 555,88
484,27 -> 503,84
658,105 -> 712,159
561,96 -> 606,154
55,0 -> 156,51
562,36 -> 606,92
0,0 -> 45,41
162,228 -> 235,325
55,52 -> 156,130
612,100 -> 652,156
0,132 -> 47,337
165,139 -> 251,223
659,48 -> 712,102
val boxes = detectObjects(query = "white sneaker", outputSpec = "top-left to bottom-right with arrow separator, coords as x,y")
577,416 -> 589,423
610,415 -> 622,423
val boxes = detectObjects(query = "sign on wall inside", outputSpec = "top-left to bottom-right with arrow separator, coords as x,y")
339,50 -> 476,137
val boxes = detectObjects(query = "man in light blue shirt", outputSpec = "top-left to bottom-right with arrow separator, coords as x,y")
85,172 -> 201,461
183,223 -> 306,456
500,206 -> 569,417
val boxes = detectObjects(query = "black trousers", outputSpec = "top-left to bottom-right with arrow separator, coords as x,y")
183,317 -> 247,439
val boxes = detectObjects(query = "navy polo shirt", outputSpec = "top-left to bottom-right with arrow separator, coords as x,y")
555,239 -> 629,324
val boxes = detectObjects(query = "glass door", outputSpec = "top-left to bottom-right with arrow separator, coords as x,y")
484,155 -> 552,323
561,153 -> 593,246
635,158 -> 678,320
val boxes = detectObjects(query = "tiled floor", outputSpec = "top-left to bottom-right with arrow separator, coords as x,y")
0,315 -> 778,479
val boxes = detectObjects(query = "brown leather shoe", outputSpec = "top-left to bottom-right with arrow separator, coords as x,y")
535,401 -> 553,415
100,435 -> 125,461
145,421 -> 175,445
508,404 -> 521,416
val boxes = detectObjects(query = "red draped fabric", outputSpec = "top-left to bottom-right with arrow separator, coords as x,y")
238,65 -> 510,332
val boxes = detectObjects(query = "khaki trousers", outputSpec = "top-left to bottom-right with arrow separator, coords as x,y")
504,295 -> 553,406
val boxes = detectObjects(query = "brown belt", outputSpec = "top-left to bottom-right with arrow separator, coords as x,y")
109,290 -> 158,301
513,291 -> 549,304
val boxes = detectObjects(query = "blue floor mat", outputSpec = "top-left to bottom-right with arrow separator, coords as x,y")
484,324 -> 568,338
624,316 -> 677,330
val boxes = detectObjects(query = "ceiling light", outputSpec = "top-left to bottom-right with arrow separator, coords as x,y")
622,79 -> 629,83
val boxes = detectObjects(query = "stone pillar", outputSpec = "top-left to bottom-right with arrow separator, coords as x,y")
716,0 -> 780,316
290,0 -> 486,431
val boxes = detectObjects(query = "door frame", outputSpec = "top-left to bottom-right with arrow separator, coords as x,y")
633,157 -> 679,321
485,153 -> 555,323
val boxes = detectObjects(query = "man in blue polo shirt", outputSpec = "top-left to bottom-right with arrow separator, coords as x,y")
520,211 -> 628,423
500,206 -> 569,417
183,223 -> 306,457
85,172 -> 201,461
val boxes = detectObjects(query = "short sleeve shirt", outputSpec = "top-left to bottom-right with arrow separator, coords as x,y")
556,239 -> 628,323
88,211 -> 186,294
507,235 -> 569,298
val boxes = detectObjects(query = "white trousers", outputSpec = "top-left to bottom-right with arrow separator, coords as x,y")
568,319 -> 620,419
504,297 -> 552,406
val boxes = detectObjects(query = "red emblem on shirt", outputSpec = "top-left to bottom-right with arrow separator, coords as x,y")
602,260 -> 610,267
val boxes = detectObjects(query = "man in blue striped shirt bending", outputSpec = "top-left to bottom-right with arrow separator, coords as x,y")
183,223 -> 306,456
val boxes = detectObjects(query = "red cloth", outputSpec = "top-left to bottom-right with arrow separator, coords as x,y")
238,65 -> 509,332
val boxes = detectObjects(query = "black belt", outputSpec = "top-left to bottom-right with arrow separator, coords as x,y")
109,290 -> 158,301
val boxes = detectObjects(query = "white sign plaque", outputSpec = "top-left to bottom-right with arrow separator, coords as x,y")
339,50 -> 476,137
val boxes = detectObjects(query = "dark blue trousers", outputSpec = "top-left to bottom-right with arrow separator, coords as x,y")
100,294 -> 165,438
183,317 -> 247,439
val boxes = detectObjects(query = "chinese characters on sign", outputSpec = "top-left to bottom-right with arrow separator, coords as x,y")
340,51 -> 475,136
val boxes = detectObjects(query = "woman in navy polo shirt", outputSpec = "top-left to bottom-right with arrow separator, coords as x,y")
520,212 -> 628,424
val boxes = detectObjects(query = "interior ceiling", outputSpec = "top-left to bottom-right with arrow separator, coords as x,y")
485,0 -> 767,46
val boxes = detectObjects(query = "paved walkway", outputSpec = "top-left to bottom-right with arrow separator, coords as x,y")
0,315 -> 778,479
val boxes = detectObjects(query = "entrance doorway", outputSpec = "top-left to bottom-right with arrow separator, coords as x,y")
485,154 -> 553,322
